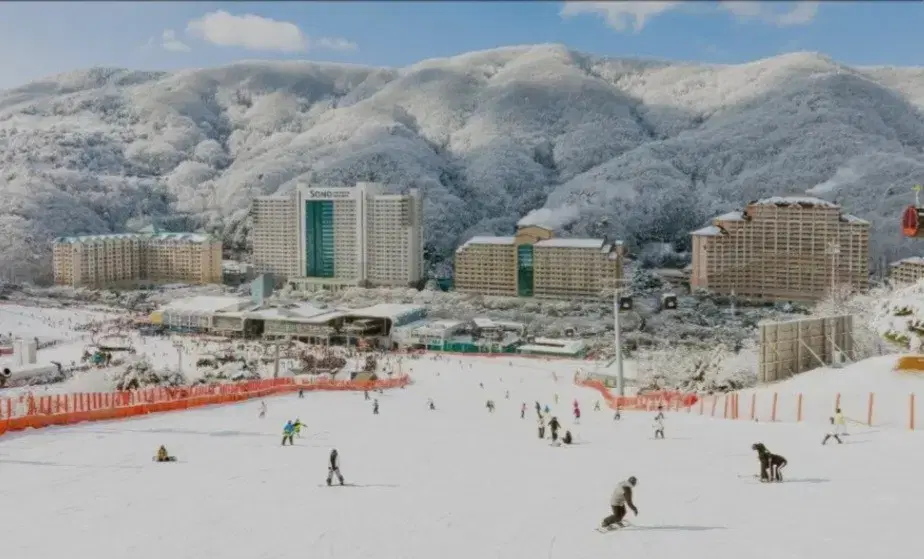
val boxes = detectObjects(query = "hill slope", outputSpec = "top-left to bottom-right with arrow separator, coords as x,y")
3,44 -> 924,280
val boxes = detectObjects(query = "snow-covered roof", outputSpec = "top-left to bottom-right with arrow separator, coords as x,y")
415,319 -> 466,336
890,257 -> 924,267
535,238 -> 606,249
691,225 -> 722,236
519,337 -> 586,355
841,214 -> 870,225
54,231 -> 215,245
472,317 -> 524,330
346,304 -> 427,321
237,303 -> 331,321
713,211 -> 745,222
752,196 -> 839,209
161,296 -> 250,314
457,236 -> 516,252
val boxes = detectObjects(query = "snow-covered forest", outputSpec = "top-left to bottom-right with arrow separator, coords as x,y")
3,45 -> 924,281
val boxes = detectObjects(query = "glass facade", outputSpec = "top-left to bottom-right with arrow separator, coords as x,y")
304,201 -> 335,278
517,244 -> 534,296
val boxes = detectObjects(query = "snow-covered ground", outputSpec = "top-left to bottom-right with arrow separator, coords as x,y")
1,352 -> 922,559
737,355 -> 924,429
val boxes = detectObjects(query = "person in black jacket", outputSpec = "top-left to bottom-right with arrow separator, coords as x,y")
548,416 -> 561,442
752,443 -> 787,482
326,448 -> 345,486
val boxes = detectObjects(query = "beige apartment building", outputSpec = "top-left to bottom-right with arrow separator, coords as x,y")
251,194 -> 300,279
454,225 -> 624,299
690,196 -> 869,302
53,229 -> 222,288
889,257 -> 924,285
250,183 -> 425,291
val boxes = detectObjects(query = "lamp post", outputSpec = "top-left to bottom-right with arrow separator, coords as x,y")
172,340 -> 184,374
612,284 -> 625,397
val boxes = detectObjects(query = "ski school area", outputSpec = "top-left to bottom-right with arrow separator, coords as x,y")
0,304 -> 923,559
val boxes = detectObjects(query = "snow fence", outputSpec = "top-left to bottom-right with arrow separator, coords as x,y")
0,375 -> 411,436
574,373 -> 699,410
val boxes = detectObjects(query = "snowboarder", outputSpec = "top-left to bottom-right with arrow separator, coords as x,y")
326,448 -> 345,486
520,403 -> 526,419
653,415 -> 665,439
154,445 -> 176,462
281,421 -> 295,446
600,476 -> 638,530
373,399 -> 380,415
548,416 -> 561,442
562,430 -> 573,445
486,400 -> 495,413
822,417 -> 843,445
752,443 -> 787,482
538,414 -> 546,439
258,401 -> 267,419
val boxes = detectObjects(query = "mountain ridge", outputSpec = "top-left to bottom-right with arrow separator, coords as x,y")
2,44 -> 923,282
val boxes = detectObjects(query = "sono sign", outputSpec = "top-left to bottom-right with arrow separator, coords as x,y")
306,189 -> 353,199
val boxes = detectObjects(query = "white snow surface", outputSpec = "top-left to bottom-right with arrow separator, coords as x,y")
1,351 -> 922,559
5,46 -> 924,279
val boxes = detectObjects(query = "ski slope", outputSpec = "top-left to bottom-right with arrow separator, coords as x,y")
1,354 -> 921,559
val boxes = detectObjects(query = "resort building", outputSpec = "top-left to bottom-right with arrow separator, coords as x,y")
454,224 -> 624,299
250,183 -> 424,291
53,227 -> 222,288
690,196 -> 869,302
889,257 -> 924,285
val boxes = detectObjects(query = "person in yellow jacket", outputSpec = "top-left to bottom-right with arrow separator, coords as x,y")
834,408 -> 847,436
155,445 -> 176,462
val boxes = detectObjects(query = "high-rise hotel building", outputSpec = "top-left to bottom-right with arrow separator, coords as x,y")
250,183 -> 424,291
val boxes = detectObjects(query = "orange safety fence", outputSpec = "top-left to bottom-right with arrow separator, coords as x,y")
0,375 -> 411,437
574,376 -> 699,411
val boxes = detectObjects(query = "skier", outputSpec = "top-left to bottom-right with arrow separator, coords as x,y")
655,405 -> 665,421
538,414 -> 546,439
548,416 -> 561,443
653,415 -> 665,439
364,390 -> 370,401
520,403 -> 526,419
534,401 -> 541,416
573,403 -> 581,423
486,400 -> 495,413
428,398 -> 436,411
594,400 -> 601,412
281,421 -> 295,446
298,389 -> 305,399
326,448 -> 345,486
154,445 -> 176,462
834,408 -> 847,436
505,390 -> 510,400
752,443 -> 787,482
258,401 -> 267,419
544,404 -> 551,414
373,399 -> 380,415
613,407 -> 621,421
553,393 -> 559,404
600,476 -> 638,531
293,418 -> 303,438
822,417 -> 843,445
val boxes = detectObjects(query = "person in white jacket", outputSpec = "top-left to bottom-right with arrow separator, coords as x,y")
600,476 -> 638,530
823,417 -> 843,445
653,416 -> 665,439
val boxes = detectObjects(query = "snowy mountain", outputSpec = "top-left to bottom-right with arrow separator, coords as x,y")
4,44 -> 924,281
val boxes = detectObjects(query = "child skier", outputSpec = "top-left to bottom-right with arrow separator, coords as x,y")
600,476 -> 638,531
326,448 -> 345,486
822,417 -> 843,445
752,443 -> 787,482
653,415 -> 665,439
281,421 -> 295,446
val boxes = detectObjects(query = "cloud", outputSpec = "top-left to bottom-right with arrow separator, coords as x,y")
185,11 -> 358,54
560,1 -> 818,32
160,29 -> 190,53
313,37 -> 359,53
